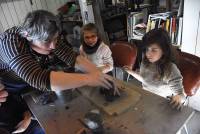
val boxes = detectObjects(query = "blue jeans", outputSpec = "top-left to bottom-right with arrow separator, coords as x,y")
23,120 -> 45,134
0,95 -> 45,134
0,121 -> 45,134
0,75 -> 45,134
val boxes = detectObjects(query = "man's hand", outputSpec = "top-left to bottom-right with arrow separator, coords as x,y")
112,79 -> 120,96
87,72 -> 120,96
0,83 -> 8,106
12,111 -> 32,133
86,71 -> 113,89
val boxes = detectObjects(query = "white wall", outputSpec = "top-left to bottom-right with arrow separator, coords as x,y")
0,0 -> 69,33
196,12 -> 200,57
181,0 -> 200,57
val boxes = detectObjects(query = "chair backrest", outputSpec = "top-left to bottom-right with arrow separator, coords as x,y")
110,41 -> 137,69
176,50 -> 200,96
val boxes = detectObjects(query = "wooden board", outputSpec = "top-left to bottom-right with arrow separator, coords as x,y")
79,81 -> 141,116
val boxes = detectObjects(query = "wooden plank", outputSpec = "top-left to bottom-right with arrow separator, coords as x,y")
57,0 -> 64,10
31,0 -> 38,10
35,0 -> 42,10
55,0 -> 66,15
6,0 -> 20,26
13,0 -> 27,24
62,0 -> 68,4
79,82 -> 141,116
59,0 -> 64,6
1,0 -> 15,28
12,0 -> 24,24
0,4 -> 9,31
46,0 -> 59,14
0,21 -> 4,33
21,0 -> 29,13
24,0 -> 33,12
40,0 -> 48,10
54,0 -> 60,12
18,0 -> 28,22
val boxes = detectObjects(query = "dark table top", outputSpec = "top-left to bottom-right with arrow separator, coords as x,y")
23,80 -> 194,134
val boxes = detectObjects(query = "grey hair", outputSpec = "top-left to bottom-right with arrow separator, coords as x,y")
20,10 -> 59,42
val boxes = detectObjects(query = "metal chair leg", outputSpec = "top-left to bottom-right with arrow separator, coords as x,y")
176,124 -> 189,134
184,124 -> 189,134
127,74 -> 130,82
113,67 -> 116,78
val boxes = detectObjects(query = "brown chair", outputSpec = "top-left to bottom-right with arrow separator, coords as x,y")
176,49 -> 200,97
110,41 -> 137,81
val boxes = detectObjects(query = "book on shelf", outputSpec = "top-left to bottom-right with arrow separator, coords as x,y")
127,11 -> 183,46
176,17 -> 183,46
127,12 -> 146,40
145,12 -> 183,46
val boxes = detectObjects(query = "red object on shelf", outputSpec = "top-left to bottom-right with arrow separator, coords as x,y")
58,4 -> 69,14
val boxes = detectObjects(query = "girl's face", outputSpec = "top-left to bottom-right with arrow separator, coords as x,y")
145,43 -> 163,63
83,30 -> 98,46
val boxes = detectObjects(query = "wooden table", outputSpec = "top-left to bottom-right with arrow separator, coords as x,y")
23,81 -> 194,134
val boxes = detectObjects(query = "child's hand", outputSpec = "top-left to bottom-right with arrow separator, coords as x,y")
123,66 -> 143,83
123,65 -> 131,70
169,94 -> 185,110
123,65 -> 132,73
123,65 -> 135,76
12,111 -> 32,133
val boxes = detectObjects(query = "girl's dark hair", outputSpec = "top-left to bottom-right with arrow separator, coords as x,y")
80,23 -> 101,44
142,28 -> 175,78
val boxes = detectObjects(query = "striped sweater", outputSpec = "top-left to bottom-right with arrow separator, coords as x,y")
0,27 -> 77,91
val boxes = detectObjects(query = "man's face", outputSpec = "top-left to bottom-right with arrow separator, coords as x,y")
31,33 -> 58,55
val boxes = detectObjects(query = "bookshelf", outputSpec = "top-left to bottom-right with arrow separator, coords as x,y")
127,12 -> 146,41
127,11 -> 183,47
146,11 -> 183,46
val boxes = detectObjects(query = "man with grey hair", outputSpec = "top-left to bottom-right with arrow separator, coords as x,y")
0,10 -> 116,133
